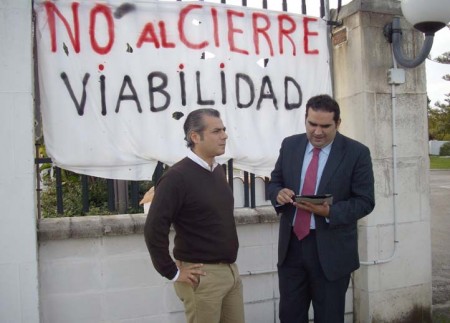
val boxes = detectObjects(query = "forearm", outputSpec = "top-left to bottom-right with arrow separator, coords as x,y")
144,214 -> 178,279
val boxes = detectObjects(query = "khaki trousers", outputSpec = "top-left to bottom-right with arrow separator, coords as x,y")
174,262 -> 245,323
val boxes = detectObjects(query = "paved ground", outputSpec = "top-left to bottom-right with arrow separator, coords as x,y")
430,170 -> 450,322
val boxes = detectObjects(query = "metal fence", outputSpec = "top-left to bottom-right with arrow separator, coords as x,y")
35,149 -> 269,218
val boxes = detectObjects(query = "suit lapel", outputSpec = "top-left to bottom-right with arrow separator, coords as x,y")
317,132 -> 346,194
291,135 -> 308,195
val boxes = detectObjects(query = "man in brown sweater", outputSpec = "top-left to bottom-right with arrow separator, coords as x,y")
144,108 -> 244,323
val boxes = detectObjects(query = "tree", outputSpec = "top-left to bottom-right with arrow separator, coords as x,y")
428,93 -> 450,140
428,27 -> 450,141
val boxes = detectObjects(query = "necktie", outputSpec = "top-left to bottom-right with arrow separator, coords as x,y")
293,147 -> 321,240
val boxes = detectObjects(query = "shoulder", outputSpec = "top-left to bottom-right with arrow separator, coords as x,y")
155,158 -> 196,195
170,157 -> 191,171
336,133 -> 371,155
336,133 -> 368,149
159,158 -> 193,182
282,133 -> 306,146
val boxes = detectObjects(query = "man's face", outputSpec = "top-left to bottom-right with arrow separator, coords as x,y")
305,108 -> 341,148
193,115 -> 228,159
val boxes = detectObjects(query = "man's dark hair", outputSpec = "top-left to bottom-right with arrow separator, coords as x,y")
305,94 -> 340,124
184,108 -> 221,148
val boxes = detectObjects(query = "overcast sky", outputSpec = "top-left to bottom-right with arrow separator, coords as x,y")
426,28 -> 450,105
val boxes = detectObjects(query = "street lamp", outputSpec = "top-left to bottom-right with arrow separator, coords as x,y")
384,0 -> 450,68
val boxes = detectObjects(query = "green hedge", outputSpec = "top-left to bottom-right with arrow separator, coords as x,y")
440,142 -> 450,156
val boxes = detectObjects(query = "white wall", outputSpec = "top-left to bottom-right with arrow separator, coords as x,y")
429,141 -> 449,155
38,211 -> 354,323
0,1 -> 40,322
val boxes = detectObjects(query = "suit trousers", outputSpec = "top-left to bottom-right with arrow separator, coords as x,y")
174,262 -> 245,323
278,230 -> 350,323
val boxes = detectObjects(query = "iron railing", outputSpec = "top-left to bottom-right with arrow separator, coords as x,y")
35,151 -> 270,218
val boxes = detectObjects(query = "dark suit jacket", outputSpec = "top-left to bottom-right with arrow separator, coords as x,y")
268,132 -> 375,281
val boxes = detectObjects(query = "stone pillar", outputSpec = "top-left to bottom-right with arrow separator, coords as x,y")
331,0 -> 432,322
0,1 -> 40,322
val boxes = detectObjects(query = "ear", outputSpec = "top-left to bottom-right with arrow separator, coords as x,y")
336,118 -> 342,129
190,131 -> 201,144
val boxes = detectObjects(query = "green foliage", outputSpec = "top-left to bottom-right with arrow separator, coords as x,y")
37,142 -> 156,217
428,50 -> 450,141
40,168 -> 153,218
432,311 -> 450,323
440,142 -> 450,156
428,97 -> 450,141
41,172 -> 111,217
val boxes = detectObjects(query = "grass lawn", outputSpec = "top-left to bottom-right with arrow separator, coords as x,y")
430,156 -> 450,169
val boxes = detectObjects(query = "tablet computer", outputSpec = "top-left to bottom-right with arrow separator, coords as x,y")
295,194 -> 333,205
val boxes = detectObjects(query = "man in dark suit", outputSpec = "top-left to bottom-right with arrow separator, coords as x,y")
268,94 -> 375,323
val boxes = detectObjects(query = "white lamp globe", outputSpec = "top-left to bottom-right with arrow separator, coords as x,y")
401,0 -> 450,34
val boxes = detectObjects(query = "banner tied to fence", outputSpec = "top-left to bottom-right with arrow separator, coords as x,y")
34,0 -> 332,180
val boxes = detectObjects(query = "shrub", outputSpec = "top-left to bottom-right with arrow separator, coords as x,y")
41,173 -> 113,217
40,168 -> 153,217
440,142 -> 450,156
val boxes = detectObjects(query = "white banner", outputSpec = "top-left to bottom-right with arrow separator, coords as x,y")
34,0 -> 332,179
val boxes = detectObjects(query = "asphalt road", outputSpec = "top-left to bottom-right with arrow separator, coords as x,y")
430,170 -> 450,320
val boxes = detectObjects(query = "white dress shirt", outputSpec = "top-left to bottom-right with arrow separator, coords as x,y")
294,141 -> 332,229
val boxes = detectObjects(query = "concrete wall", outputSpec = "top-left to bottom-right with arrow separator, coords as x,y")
333,1 -> 432,322
0,1 -> 40,322
38,208 -> 354,323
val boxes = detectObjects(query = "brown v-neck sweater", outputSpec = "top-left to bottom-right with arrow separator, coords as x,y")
144,158 -> 239,280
